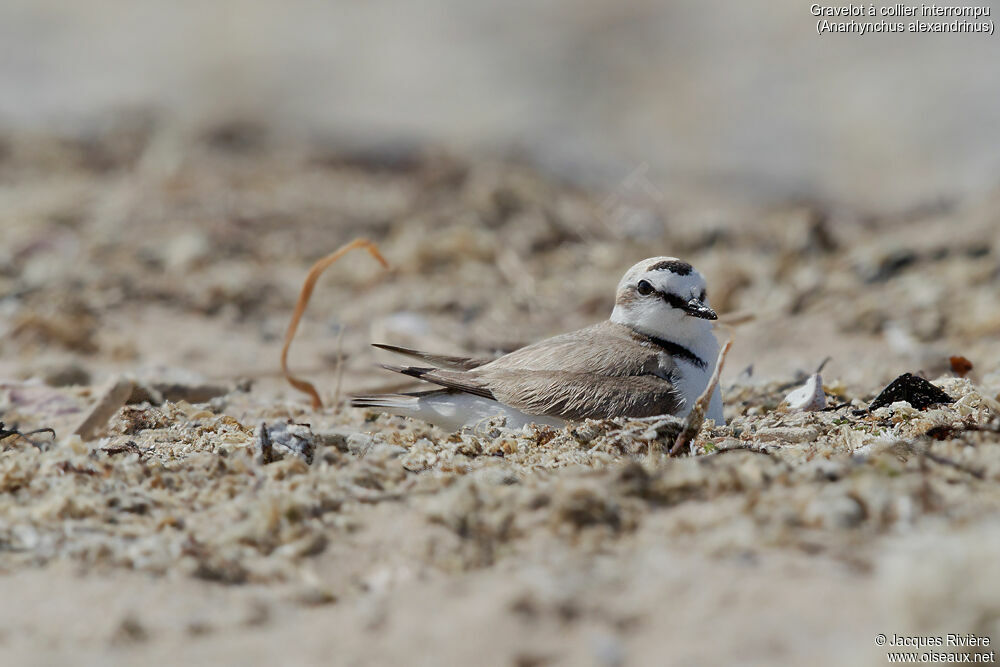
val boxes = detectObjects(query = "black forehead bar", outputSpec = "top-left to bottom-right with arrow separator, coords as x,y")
647,259 -> 693,275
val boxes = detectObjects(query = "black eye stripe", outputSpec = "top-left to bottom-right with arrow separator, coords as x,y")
635,281 -> 706,310
661,293 -> 690,310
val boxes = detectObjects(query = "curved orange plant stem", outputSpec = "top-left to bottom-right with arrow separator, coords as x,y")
281,238 -> 389,409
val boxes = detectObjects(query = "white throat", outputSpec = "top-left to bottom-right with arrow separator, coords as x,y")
611,302 -> 718,362
610,303 -> 724,424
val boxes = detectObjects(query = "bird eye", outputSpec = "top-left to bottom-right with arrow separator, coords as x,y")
637,280 -> 654,296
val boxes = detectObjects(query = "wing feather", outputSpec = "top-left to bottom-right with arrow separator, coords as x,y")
487,370 -> 682,420
479,321 -> 667,377
379,364 -> 496,400
372,343 -> 494,370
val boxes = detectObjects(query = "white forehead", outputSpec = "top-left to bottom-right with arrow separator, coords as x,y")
617,256 -> 706,294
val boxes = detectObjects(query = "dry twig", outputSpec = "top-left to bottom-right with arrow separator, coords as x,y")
281,238 -> 389,409
670,339 -> 732,456
72,377 -> 136,441
0,422 -> 57,449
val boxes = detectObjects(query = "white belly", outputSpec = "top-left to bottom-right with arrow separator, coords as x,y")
674,361 -> 725,425
411,393 -> 566,431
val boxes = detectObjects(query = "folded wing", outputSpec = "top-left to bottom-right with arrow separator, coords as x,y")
372,321 -> 684,420
488,370 -> 682,420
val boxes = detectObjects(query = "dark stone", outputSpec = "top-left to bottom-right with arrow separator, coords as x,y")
868,373 -> 954,412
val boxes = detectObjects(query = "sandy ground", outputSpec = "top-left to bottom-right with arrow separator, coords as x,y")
2,123 -> 1000,665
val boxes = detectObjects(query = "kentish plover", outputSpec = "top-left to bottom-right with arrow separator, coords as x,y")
352,257 -> 725,430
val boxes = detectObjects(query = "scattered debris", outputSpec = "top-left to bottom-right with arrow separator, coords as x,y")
0,421 -> 56,449
111,613 -> 149,645
126,381 -> 230,406
292,585 -> 338,607
950,355 -> 974,378
100,440 -> 146,458
783,373 -> 827,412
256,421 -> 319,464
868,373 -> 955,412
71,377 -> 136,440
923,420 -> 1000,441
41,362 -> 91,387
670,339 -> 732,455
112,405 -> 172,435
598,416 -> 684,456
861,247 -> 918,284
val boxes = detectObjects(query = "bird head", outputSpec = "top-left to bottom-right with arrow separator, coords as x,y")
610,257 -> 717,343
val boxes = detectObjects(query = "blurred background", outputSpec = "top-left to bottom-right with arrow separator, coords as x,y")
3,0 -> 1000,211
1,0 -> 998,390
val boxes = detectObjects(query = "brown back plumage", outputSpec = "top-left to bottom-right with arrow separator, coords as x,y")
375,321 -> 684,420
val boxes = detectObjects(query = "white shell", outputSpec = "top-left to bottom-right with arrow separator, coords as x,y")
784,373 -> 827,412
